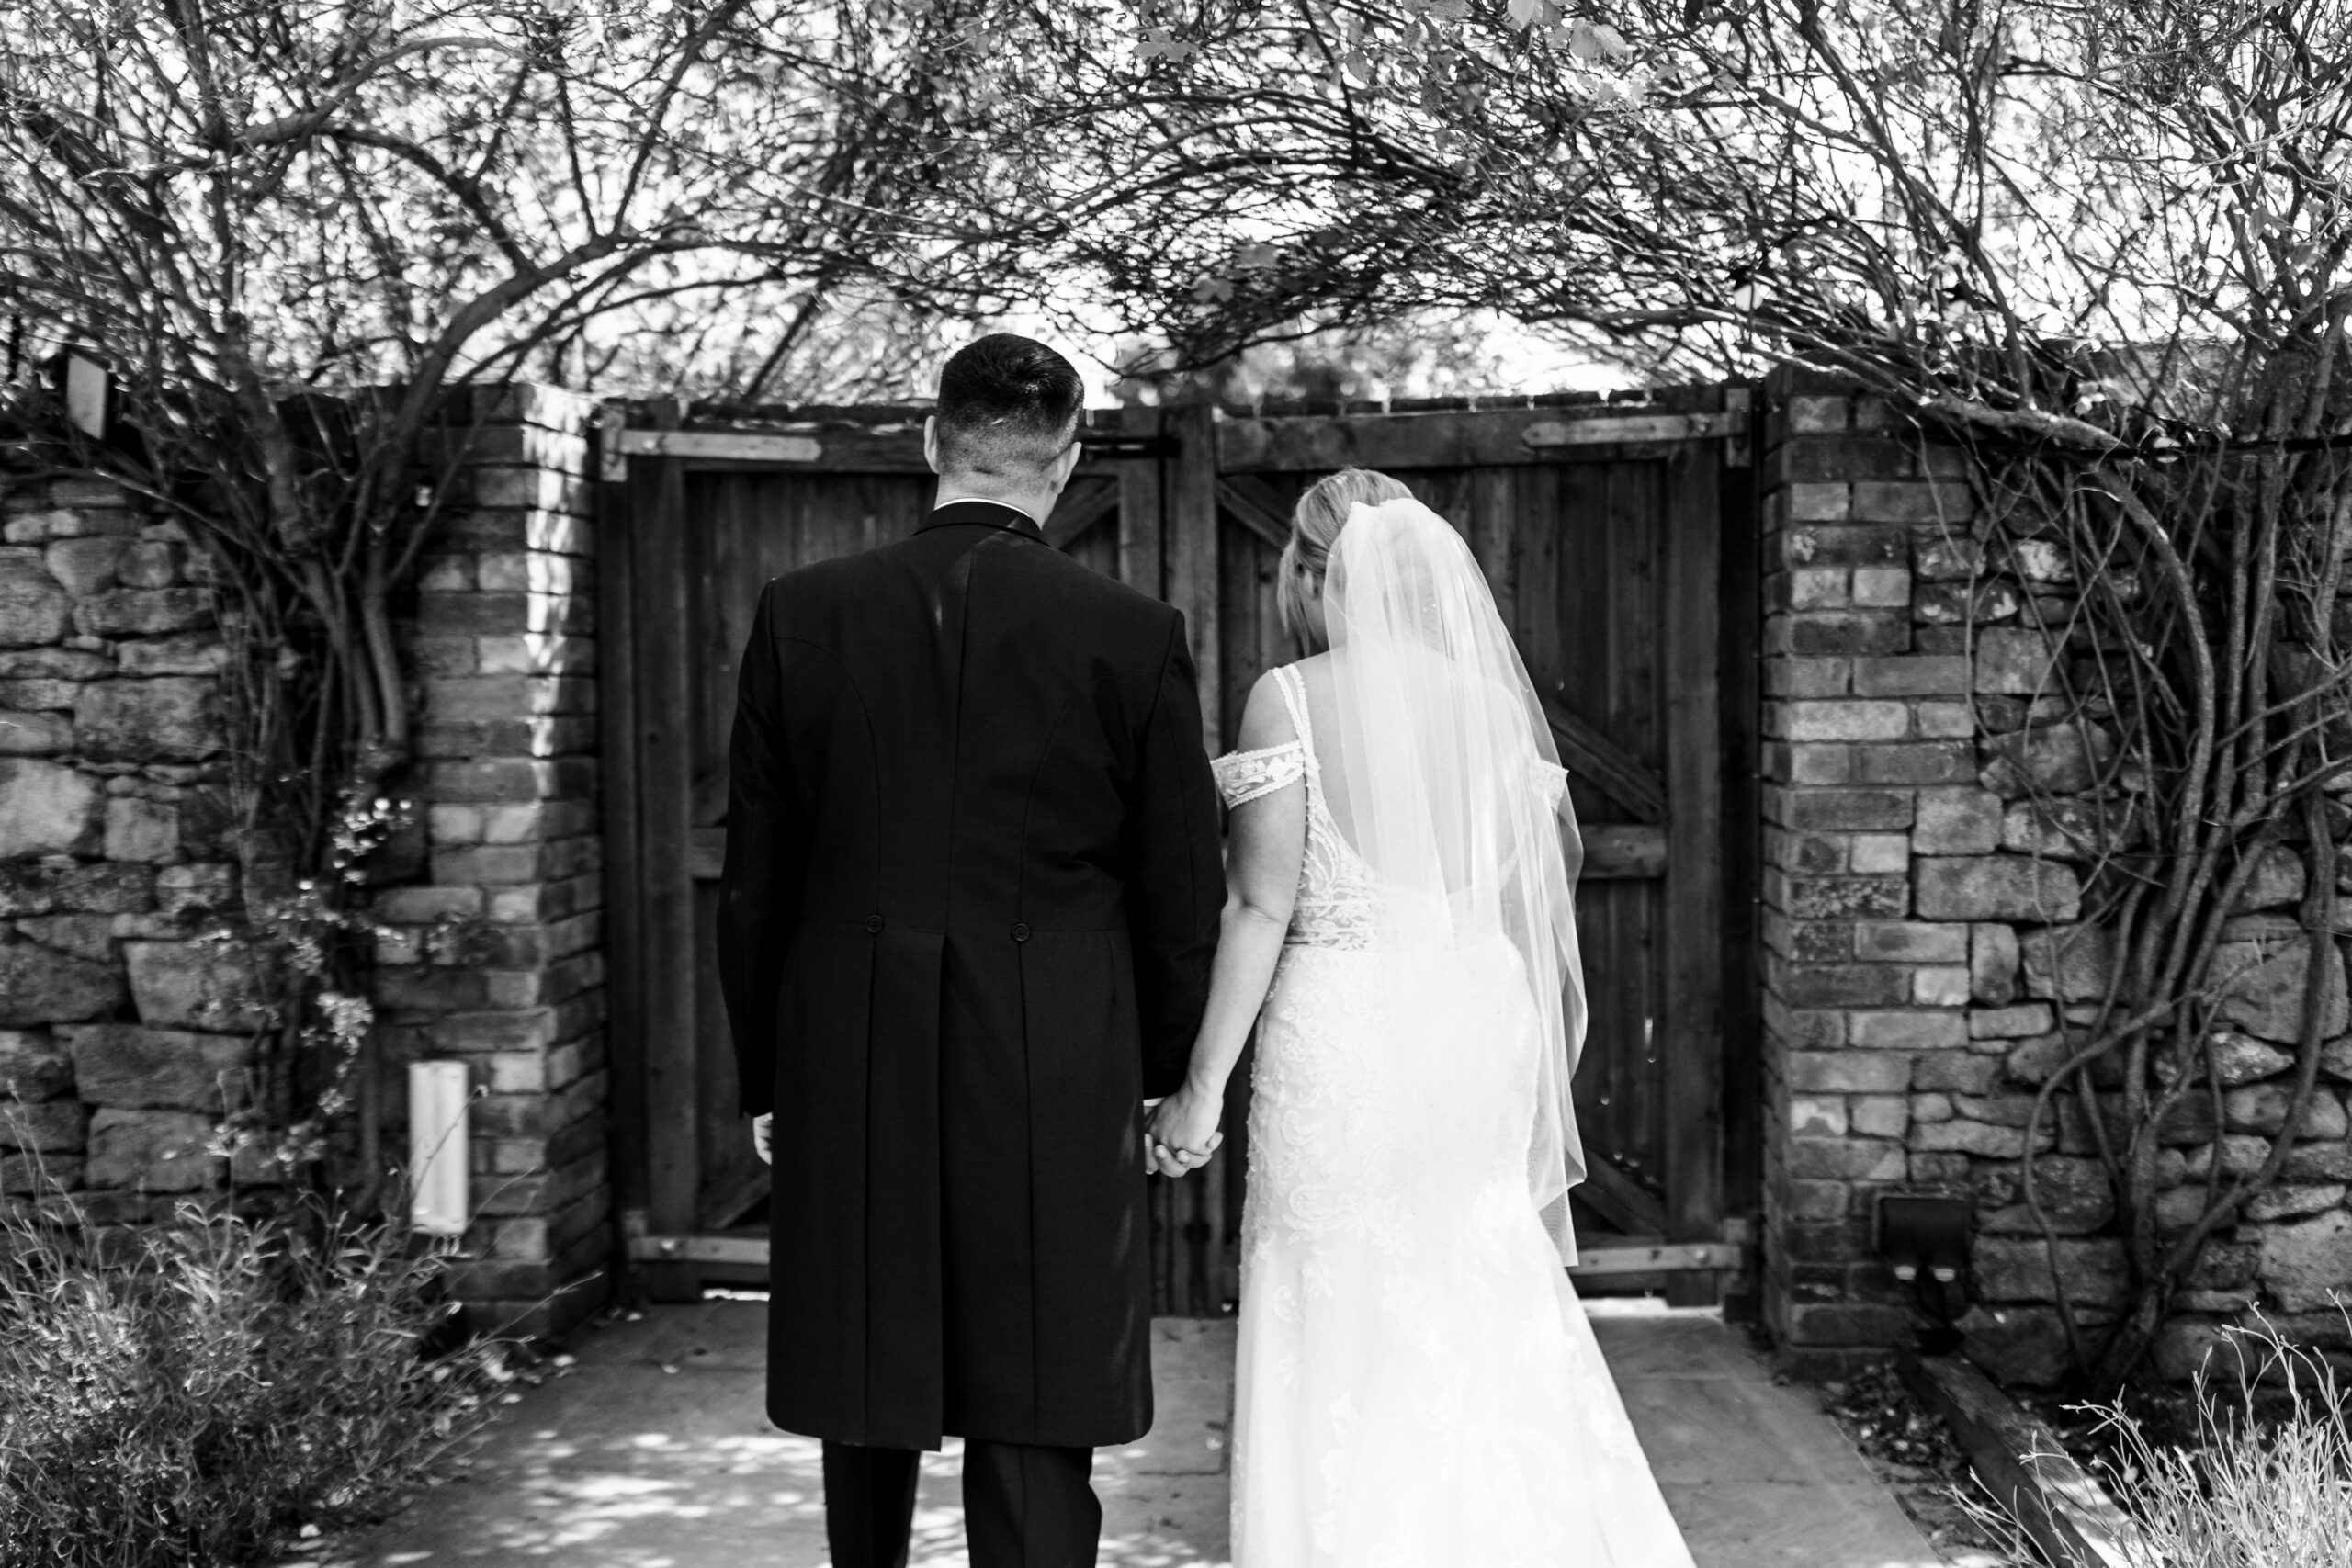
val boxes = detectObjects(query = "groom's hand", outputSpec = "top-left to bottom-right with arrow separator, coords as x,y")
752,1113 -> 773,1166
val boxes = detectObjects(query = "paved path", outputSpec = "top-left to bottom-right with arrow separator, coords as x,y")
322,1299 -> 1945,1568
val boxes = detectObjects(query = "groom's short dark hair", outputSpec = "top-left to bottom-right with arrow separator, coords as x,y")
936,334 -> 1084,479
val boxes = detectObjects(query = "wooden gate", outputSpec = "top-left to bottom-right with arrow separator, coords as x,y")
597,391 -> 1760,1311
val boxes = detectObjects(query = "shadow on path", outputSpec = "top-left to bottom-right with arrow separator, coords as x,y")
322,1300 -> 1944,1567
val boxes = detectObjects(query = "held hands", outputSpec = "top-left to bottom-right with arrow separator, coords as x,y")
752,1113 -> 773,1166
1145,1082 -> 1224,1179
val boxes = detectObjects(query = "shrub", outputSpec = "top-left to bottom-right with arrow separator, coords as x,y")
1968,1319 -> 2352,1567
0,1184 -> 504,1567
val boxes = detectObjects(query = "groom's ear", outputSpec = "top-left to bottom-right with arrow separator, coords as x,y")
922,415 -> 944,476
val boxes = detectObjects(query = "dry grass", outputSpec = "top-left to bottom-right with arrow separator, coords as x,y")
1966,1320 -> 2352,1567
0,1181 -> 506,1567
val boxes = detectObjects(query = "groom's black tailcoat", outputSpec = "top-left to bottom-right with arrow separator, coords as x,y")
717,499 -> 1226,1453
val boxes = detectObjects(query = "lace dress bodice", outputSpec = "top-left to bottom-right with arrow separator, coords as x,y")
1209,664 -> 1383,950
1210,663 -> 1571,953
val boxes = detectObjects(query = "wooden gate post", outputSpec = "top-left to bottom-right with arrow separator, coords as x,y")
628,400 -> 704,1302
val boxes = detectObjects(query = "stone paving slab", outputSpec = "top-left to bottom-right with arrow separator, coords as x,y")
322,1300 -> 1945,1568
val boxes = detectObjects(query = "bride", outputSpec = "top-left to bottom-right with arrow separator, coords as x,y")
1147,470 -> 1696,1566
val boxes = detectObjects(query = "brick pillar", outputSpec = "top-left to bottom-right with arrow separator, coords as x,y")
1758,370 -> 1986,1373
376,385 -> 608,1337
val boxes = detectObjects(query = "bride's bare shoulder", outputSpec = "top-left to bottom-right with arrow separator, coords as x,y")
1235,666 -> 1303,752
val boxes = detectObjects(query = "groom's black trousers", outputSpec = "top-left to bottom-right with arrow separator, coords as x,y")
821,1438 -> 1101,1568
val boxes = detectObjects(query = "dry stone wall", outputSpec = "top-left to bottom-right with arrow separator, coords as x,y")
1759,370 -> 2352,1382
0,385 -> 608,1338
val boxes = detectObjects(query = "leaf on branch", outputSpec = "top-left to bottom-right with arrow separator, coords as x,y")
1344,48 -> 1374,86
1193,273 -> 1237,303
1508,0 -> 1551,28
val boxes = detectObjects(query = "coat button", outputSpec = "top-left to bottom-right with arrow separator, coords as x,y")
865,915 -> 885,934
1011,922 -> 1031,942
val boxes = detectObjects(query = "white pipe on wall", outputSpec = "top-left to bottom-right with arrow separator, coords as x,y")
408,1061 -> 471,1237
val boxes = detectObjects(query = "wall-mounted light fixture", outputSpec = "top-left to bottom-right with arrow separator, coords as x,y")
1873,1192 -> 1973,1353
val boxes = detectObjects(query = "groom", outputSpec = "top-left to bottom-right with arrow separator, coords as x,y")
716,334 -> 1227,1567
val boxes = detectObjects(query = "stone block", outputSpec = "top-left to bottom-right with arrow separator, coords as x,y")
1973,1235 -> 2128,1306
0,1152 -> 82,1195
2213,936 -> 2349,1043
0,940 -> 126,1026
1973,627 -> 2056,695
1999,797 -> 2120,861
123,940 -> 271,1032
1788,612 -> 1910,658
1850,1095 -> 1908,1137
85,1106 -> 220,1191
1914,964 -> 1973,1006
18,914 -> 110,961
1909,1117 -> 2052,1156
1790,1095 -> 1848,1135
1854,920 -> 1969,963
1781,789 -> 1916,833
1784,700 -> 1911,742
0,1029 -> 73,1100
1851,479 -> 1975,524
1916,856 -> 2083,922
0,649 -> 111,680
1848,1010 -> 1967,1049
1779,963 -> 1915,1009
1784,1051 -> 1913,1093
1913,1054 -> 2003,1093
2282,1139 -> 2352,1180
1788,1137 -> 1909,1181
2259,1208 -> 2352,1311
1980,724 -> 2111,798
1971,1002 -> 2054,1038
0,555 -> 71,647
0,710 -> 73,756
116,542 -> 183,589
2246,1183 -> 2346,1222
2020,924 -> 2116,1003
0,1096 -> 87,1151
102,795 -> 179,863
1786,875 -> 1910,920
1910,788 -> 2000,856
0,758 -> 102,856
118,632 -> 228,676
44,536 -> 124,595
153,863 -> 233,919
0,678 -> 82,710
2004,1032 -> 2085,1086
2224,1083 -> 2349,1139
1977,1156 -> 2116,1235
1853,741 -> 1974,785
61,1024 -> 250,1111
2233,844 -> 2308,913
74,588 -> 213,637
2196,1033 -> 2294,1088
74,679 -> 224,761
1850,655 -> 1968,697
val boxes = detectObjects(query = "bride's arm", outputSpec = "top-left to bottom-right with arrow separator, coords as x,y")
1148,675 -> 1306,1166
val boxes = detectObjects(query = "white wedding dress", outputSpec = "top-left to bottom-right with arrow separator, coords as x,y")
1210,527 -> 1696,1566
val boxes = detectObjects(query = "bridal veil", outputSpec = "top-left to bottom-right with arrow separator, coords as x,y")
1320,497 -> 1589,1263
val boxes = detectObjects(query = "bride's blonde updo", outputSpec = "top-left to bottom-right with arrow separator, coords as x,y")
1278,467 -> 1413,643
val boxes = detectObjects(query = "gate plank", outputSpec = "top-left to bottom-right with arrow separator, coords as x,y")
595,407 -> 650,1252
1044,476 -> 1119,549
1213,474 -> 1291,549
1219,408 -> 1736,473
629,410 -> 704,1291
1168,405 -> 1222,750
1661,436 -> 1727,1304
1117,406 -> 1166,599
1541,691 -> 1668,824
